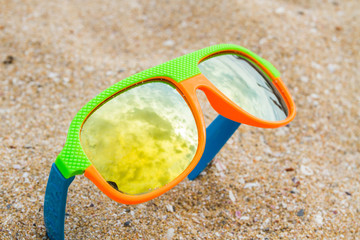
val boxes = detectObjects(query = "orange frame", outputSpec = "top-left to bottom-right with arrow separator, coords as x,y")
84,50 -> 296,205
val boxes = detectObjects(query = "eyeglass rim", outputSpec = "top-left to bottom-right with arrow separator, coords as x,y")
54,44 -> 295,186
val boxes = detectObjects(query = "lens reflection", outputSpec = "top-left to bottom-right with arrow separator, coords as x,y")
81,81 -> 198,195
198,53 -> 288,121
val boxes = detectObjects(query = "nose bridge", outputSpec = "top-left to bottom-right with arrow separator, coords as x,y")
179,73 -> 249,124
179,74 -> 229,114
177,74 -> 205,113
179,74 -> 210,94
179,74 -> 227,122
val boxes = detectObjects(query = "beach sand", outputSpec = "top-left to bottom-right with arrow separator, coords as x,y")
1,0 -> 359,239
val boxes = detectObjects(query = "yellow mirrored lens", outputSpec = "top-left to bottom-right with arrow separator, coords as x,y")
80,81 -> 198,195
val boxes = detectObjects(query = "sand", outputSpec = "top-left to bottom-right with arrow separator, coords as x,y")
1,0 -> 359,239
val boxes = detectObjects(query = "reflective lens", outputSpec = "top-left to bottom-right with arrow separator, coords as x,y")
198,53 -> 288,121
81,81 -> 198,195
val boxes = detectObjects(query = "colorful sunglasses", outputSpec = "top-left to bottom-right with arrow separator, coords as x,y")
44,44 -> 296,239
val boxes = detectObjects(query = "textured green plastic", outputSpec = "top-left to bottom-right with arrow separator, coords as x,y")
259,58 -> 280,78
55,44 -> 281,178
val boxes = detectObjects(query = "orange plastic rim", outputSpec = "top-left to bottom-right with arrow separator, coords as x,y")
84,51 -> 296,205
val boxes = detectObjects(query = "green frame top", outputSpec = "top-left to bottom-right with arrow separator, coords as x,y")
55,43 -> 280,178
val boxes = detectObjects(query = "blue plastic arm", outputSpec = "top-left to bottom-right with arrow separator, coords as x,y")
188,114 -> 241,180
44,163 -> 75,240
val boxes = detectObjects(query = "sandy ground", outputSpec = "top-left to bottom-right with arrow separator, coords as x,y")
1,0 -> 359,239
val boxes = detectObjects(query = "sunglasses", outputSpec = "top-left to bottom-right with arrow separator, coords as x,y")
44,44 -> 296,239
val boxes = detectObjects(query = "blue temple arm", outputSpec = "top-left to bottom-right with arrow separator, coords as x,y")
44,163 -> 75,240
188,114 -> 241,180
